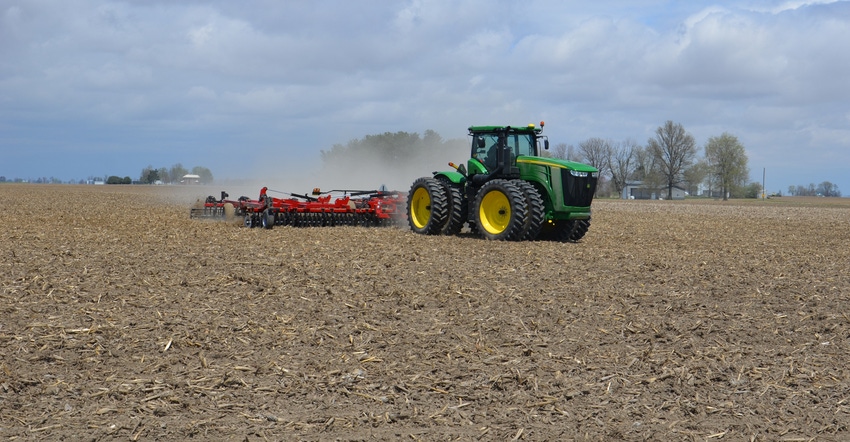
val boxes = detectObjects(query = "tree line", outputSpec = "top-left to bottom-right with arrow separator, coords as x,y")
319,121 -> 841,200
552,121 -> 755,200
96,164 -> 214,185
137,164 -> 213,185
554,122 -> 841,199
0,176 -> 66,184
0,164 -> 214,185
787,182 -> 841,197
318,122 -> 749,199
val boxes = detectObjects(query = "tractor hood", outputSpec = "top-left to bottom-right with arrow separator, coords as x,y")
516,156 -> 599,174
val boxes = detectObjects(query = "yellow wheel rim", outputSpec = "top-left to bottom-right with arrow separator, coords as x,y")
479,189 -> 510,234
410,187 -> 432,229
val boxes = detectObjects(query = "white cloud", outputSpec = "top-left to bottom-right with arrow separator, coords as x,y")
2,0 -> 850,192
186,86 -> 217,101
754,0 -> 842,13
188,23 -> 215,46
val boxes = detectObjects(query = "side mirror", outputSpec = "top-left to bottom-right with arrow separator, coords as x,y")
544,139 -> 550,150
477,137 -> 486,149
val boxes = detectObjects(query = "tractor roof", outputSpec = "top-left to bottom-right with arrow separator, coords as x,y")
468,124 -> 542,135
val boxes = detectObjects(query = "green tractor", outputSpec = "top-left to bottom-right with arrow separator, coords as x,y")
407,122 -> 598,241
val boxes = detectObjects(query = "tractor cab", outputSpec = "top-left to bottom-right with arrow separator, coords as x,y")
467,123 -> 548,185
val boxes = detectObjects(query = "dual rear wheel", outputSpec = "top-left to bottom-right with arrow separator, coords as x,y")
406,176 -> 466,235
407,177 -> 449,235
407,177 -> 553,241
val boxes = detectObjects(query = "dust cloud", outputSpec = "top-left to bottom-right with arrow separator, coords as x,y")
312,142 -> 470,193
168,131 -> 471,205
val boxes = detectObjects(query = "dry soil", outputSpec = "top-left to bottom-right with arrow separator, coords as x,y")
1,184 -> 849,441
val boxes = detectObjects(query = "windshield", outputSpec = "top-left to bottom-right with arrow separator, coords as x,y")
506,133 -> 536,157
472,132 -> 537,168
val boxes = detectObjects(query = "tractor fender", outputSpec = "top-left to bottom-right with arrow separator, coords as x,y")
432,170 -> 466,186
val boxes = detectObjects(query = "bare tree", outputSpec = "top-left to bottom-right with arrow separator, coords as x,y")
607,138 -> 638,197
647,121 -> 697,199
157,167 -> 170,184
631,145 -> 651,181
817,181 -> 841,197
683,159 -> 710,196
169,163 -> 188,183
577,137 -> 611,176
704,132 -> 749,200
551,143 -> 567,160
628,145 -> 664,196
139,165 -> 159,184
192,166 -> 214,184
744,182 -> 763,198
551,143 -> 581,161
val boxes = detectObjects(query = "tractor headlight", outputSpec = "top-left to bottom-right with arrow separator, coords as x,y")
569,170 -> 588,177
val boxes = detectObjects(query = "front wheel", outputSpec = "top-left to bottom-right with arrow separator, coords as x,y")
541,218 -> 591,242
473,179 -> 527,241
568,218 -> 590,242
407,177 -> 449,235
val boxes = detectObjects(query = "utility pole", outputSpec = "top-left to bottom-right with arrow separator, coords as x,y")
762,167 -> 766,199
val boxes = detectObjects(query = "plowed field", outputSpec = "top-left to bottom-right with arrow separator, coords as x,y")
2,184 -> 849,441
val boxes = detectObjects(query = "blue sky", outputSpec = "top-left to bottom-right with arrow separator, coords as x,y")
2,0 -> 849,194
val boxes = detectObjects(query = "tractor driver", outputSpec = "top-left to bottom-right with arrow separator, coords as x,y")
484,134 -> 505,171
472,135 -> 501,172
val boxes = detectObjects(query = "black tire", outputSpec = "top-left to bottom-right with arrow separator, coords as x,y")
568,218 -> 591,242
407,177 -> 449,235
540,219 -> 567,241
541,218 -> 591,242
262,209 -> 274,229
436,177 -> 467,235
514,181 -> 545,241
473,179 -> 528,241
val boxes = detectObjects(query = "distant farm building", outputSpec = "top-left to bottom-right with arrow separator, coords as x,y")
622,181 -> 686,200
180,174 -> 201,184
